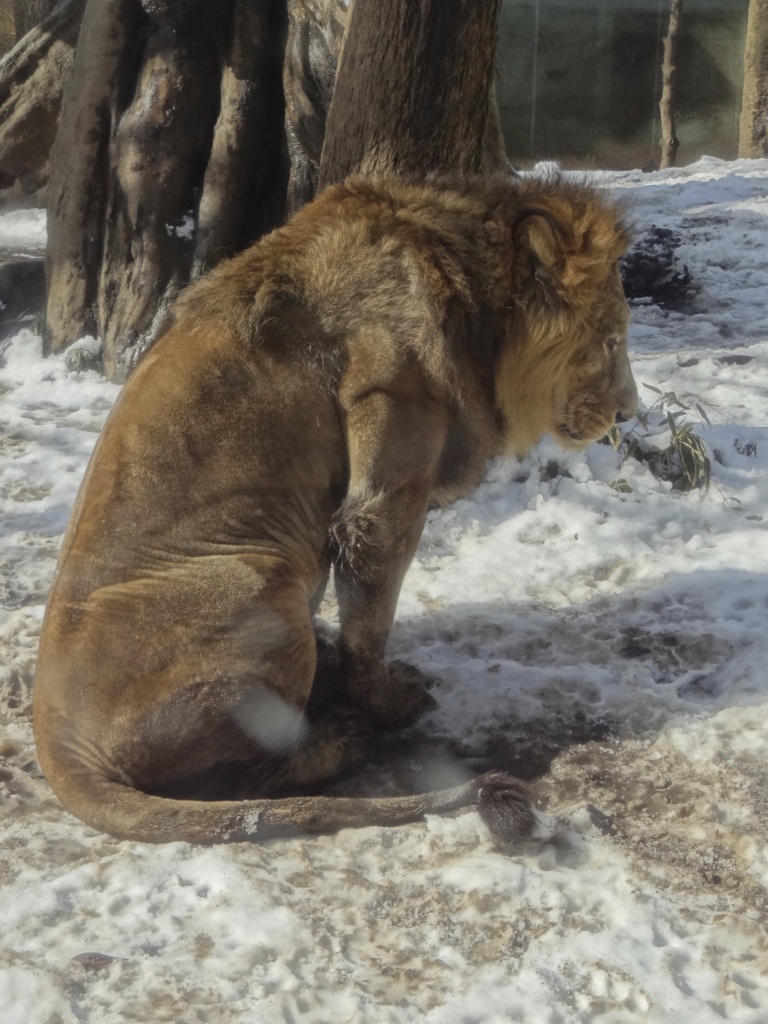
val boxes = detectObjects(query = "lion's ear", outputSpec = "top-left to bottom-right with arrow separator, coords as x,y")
516,204 -> 629,300
517,214 -> 564,273
515,211 -> 580,298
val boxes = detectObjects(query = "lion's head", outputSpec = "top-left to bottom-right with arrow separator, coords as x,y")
496,179 -> 637,457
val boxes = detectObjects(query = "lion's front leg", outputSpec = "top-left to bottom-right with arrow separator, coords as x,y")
332,384 -> 447,727
333,491 -> 438,727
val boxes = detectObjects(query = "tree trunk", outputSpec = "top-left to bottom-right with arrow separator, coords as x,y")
192,0 -> 287,278
283,0 -> 347,215
13,0 -> 58,38
43,0 -> 503,380
319,0 -> 502,186
96,7 -> 226,378
482,83 -> 509,174
0,0 -> 84,198
739,0 -> 768,157
45,0 -> 288,381
284,0 -> 507,212
45,0 -> 142,359
659,0 -> 683,170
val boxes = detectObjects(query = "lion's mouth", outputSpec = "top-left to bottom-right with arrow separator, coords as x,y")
555,422 -> 614,450
557,413 -> 616,447
556,423 -> 589,447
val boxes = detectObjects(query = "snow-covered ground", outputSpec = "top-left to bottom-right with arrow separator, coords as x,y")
1,158 -> 768,1023
0,208 -> 46,257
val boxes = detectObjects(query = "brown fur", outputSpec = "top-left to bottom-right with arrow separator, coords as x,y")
33,174 -> 636,844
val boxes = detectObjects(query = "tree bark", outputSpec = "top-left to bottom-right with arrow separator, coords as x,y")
283,0 -> 347,215
44,0 -> 503,380
192,0 -> 288,278
0,0 -> 85,197
45,0 -> 289,380
482,83 -> 509,174
13,0 -> 58,38
97,9 -> 225,378
319,0 -> 502,186
45,0 -> 142,358
739,0 -> 768,157
659,0 -> 683,170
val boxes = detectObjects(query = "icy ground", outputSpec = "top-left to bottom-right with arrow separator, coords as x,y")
1,159 -> 768,1023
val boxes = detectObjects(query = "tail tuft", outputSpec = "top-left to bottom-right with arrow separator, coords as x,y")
475,771 -> 535,843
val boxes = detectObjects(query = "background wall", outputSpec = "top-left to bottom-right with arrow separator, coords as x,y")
498,0 -> 750,170
0,0 -> 750,174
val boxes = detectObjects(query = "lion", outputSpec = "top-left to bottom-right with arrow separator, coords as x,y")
33,173 -> 636,844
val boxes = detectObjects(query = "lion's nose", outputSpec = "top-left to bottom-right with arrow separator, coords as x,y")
615,382 -> 638,423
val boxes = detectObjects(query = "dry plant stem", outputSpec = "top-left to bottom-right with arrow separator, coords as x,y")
659,0 -> 683,170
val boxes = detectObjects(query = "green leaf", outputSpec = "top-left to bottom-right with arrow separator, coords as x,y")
625,439 -> 644,461
675,434 -> 710,490
605,424 -> 622,449
609,478 -> 633,493
695,404 -> 711,427
678,439 -> 699,484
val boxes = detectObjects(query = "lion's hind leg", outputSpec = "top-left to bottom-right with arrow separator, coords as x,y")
110,675 -> 302,798
277,706 -> 372,792
249,634 -> 373,794
118,672 -> 369,802
109,564 -> 372,802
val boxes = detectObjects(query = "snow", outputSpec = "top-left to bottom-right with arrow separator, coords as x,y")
0,208 -> 46,255
166,212 -> 195,241
2,158 -> 768,1021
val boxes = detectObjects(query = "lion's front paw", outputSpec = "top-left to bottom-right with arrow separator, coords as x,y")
384,660 -> 438,727
344,658 -> 437,730
329,705 -> 375,765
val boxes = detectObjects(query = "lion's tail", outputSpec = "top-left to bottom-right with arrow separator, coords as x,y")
45,761 -> 534,845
